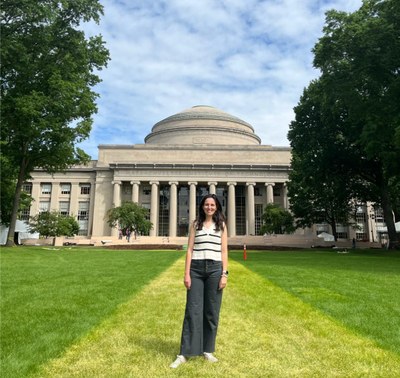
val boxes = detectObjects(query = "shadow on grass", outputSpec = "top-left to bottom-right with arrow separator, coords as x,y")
0,248 -> 182,377
231,249 -> 400,274
134,336 -> 180,357
230,249 -> 400,356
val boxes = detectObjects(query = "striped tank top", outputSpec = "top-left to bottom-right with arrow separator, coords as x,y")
192,223 -> 222,261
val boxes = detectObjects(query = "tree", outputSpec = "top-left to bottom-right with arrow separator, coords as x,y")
0,150 -> 32,224
288,80 -> 365,240
106,201 -> 153,238
1,1 -> 110,245
289,0 -> 400,248
29,211 -> 79,238
260,203 -> 295,235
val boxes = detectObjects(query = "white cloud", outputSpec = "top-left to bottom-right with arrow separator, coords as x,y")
79,0 -> 363,158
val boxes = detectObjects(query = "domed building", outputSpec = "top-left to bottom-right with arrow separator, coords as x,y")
26,105 -> 293,241
145,105 -> 261,145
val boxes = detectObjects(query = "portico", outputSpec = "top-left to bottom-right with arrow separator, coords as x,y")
107,172 -> 289,237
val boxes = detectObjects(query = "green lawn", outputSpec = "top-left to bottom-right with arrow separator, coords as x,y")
0,247 -> 181,377
1,247 -> 399,377
230,249 -> 400,356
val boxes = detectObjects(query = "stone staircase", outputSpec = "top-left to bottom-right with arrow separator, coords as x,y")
52,234 -> 381,249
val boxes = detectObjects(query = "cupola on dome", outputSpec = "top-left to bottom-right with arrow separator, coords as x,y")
144,105 -> 261,145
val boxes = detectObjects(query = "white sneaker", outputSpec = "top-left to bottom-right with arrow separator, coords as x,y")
170,355 -> 187,368
203,352 -> 218,363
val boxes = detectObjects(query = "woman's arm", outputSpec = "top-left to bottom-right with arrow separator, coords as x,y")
183,222 -> 196,289
219,225 -> 228,290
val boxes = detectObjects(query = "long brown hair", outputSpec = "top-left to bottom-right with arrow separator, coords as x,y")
195,194 -> 226,231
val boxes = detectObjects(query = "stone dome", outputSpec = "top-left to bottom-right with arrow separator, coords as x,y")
144,105 -> 261,145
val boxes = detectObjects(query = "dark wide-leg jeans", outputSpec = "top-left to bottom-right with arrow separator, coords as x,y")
180,259 -> 223,356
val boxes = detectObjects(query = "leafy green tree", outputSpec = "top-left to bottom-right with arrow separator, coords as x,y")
106,201 -> 153,238
1,1 -> 110,245
57,214 -> 80,237
1,150 -> 32,224
289,0 -> 400,248
260,203 -> 295,235
288,80 -> 365,240
29,211 -> 79,238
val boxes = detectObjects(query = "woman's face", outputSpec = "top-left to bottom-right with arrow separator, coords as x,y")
203,197 -> 217,217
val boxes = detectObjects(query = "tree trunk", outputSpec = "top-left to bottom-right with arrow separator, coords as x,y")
6,159 -> 27,246
380,183 -> 399,249
330,219 -> 338,242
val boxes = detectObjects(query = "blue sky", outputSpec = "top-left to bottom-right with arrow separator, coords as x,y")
79,0 -> 363,159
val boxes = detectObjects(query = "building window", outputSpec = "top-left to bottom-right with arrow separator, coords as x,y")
123,184 -> 132,195
177,186 -> 189,237
273,187 -> 281,197
235,185 -> 246,235
60,183 -> 71,194
254,187 -> 262,197
336,232 -> 348,239
80,183 -> 91,195
39,201 -> 50,212
356,212 -> 366,223
356,232 -> 368,241
142,203 -> 151,220
374,208 -> 384,223
158,185 -> 170,237
41,183 -> 52,195
196,186 -> 209,205
255,204 -> 263,235
77,201 -> 89,220
22,183 -> 32,194
77,201 -> 89,236
59,201 -> 70,216
143,186 -> 151,196
19,208 -> 31,221
316,224 -> 329,235
216,187 -> 227,214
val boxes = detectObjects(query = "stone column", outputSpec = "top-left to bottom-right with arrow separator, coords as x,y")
366,203 -> 376,243
227,182 -> 236,237
91,181 -> 104,236
149,181 -> 159,236
50,182 -> 59,211
112,181 -> 122,207
247,182 -> 256,236
283,183 -> 289,210
31,182 -> 41,214
69,182 -> 79,218
265,183 -> 275,204
208,182 -> 218,195
87,181 -> 96,236
188,182 -> 197,224
169,181 -> 178,237
131,181 -> 140,203
111,181 -> 122,237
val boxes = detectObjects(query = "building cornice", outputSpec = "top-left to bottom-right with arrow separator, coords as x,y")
98,144 -> 291,151
144,126 -> 261,144
109,162 -> 290,171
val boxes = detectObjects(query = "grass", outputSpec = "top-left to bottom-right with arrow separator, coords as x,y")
0,247 -> 181,377
1,247 -> 400,377
230,249 -> 400,356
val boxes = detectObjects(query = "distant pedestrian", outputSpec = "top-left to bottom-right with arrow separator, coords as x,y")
352,238 -> 356,249
126,229 -> 131,242
118,229 -> 123,240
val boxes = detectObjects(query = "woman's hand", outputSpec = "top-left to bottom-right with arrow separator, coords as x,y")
219,275 -> 227,290
184,274 -> 191,290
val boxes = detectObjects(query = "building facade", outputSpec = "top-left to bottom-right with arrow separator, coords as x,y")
24,105 -> 381,243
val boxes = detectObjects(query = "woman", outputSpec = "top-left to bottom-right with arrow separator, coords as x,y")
170,194 -> 228,368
